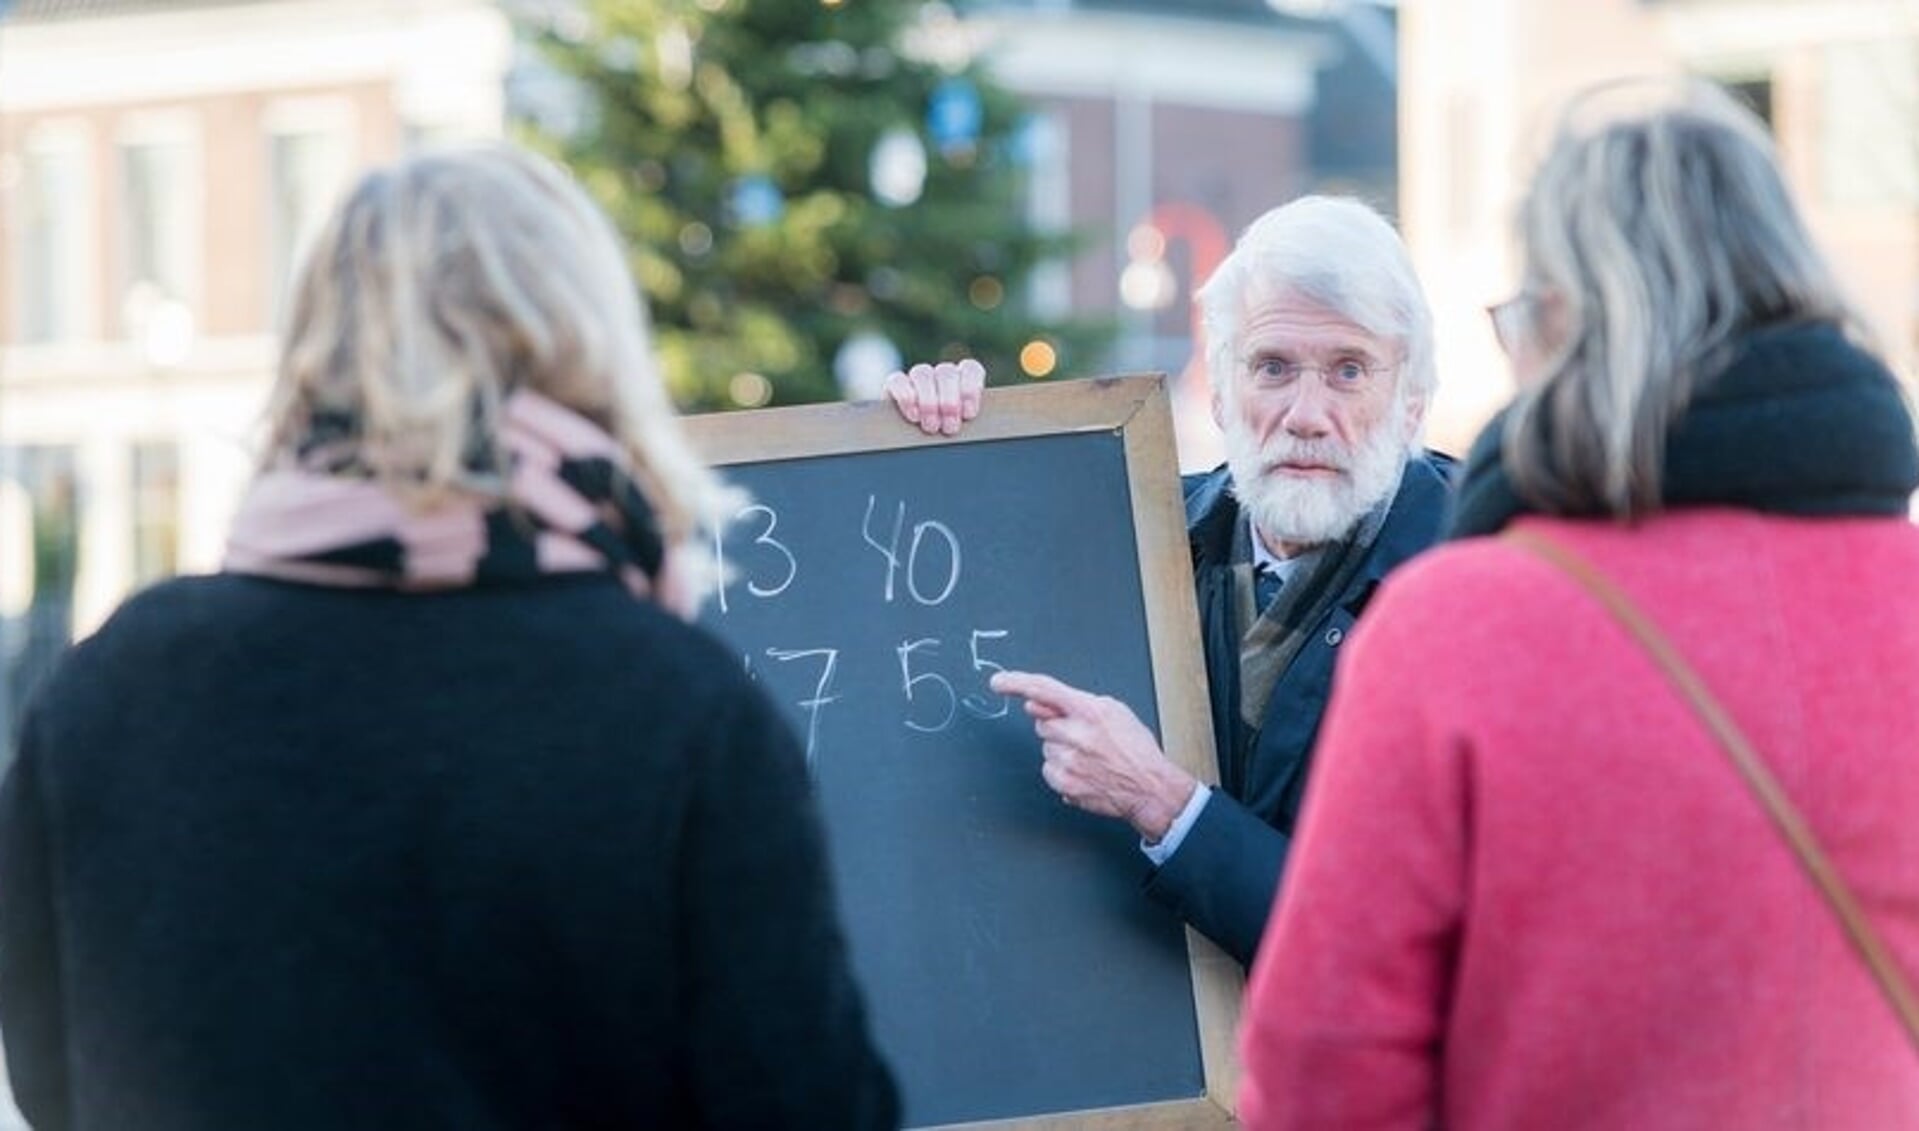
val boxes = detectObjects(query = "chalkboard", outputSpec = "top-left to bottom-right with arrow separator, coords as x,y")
684,376 -> 1239,1129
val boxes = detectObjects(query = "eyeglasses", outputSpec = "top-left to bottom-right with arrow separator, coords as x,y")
1248,357 -> 1398,387
1486,292 -> 1536,357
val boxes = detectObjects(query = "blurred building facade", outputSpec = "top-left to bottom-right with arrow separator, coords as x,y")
949,0 -> 1400,465
1403,0 -> 1919,454
0,0 -> 515,748
0,0 -> 1393,748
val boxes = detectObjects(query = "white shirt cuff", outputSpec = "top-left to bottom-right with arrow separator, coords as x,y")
1140,784 -> 1211,866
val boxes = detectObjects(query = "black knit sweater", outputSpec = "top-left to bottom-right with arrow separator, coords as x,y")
0,573 -> 898,1130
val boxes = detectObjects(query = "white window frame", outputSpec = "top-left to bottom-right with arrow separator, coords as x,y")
1023,110 -> 1072,320
114,109 -> 205,342
10,121 -> 100,347
1820,39 -> 1919,210
261,96 -> 357,330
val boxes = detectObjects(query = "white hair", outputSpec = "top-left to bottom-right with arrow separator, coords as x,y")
1196,195 -> 1436,412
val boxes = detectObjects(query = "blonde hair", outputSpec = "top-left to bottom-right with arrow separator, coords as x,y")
1504,77 -> 1866,517
265,143 -> 736,584
1198,195 -> 1436,413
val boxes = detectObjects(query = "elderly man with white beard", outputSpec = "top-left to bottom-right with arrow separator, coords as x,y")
886,197 -> 1454,968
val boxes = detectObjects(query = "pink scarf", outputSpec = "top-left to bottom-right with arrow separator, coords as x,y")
226,391 -> 674,605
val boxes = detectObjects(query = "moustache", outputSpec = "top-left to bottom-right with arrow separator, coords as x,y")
1258,437 -> 1351,474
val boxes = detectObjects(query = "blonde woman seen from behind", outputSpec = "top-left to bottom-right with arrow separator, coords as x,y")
1237,79 -> 1919,1129
0,145 -> 899,1131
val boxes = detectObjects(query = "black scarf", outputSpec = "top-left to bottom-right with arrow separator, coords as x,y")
1450,321 -> 1919,538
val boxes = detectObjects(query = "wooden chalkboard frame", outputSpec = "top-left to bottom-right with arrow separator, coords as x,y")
683,374 -> 1242,1129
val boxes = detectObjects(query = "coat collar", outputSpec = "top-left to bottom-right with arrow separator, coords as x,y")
1448,320 -> 1918,538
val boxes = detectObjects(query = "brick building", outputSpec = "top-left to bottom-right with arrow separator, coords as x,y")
1401,0 -> 1919,452
0,0 -> 514,751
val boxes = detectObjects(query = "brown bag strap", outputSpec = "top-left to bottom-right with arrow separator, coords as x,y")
1503,526 -> 1919,1051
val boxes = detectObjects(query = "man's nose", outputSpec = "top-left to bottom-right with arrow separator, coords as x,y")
1281,376 -> 1335,439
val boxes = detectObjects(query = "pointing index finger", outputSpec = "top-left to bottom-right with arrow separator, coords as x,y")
990,671 -> 1097,716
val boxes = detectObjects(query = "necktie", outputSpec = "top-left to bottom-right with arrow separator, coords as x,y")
1255,563 -> 1283,615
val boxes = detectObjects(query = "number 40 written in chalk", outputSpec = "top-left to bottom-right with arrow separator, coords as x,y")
713,494 -> 1015,769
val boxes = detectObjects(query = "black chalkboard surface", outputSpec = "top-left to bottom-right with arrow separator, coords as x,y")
684,376 -> 1238,1129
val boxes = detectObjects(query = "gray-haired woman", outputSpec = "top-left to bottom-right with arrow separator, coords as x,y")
0,145 -> 898,1130
1238,79 -> 1919,1129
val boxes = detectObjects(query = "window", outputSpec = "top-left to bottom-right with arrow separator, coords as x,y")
1822,40 -> 1919,208
1446,91 -> 1482,233
403,120 -> 467,153
13,133 -> 94,345
0,446 -> 81,765
266,124 -> 348,327
1022,112 -> 1071,319
119,134 -> 199,342
1722,76 -> 1775,135
130,442 -> 181,587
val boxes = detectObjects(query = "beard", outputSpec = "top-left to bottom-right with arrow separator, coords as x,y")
1224,398 -> 1411,548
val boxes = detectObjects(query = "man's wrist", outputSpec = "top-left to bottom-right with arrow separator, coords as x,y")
1140,783 -> 1211,866
1135,771 -> 1200,843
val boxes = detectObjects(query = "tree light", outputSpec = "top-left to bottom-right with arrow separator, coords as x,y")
657,23 -> 694,91
730,372 -> 774,407
678,222 -> 715,256
1019,340 -> 1057,378
1120,260 -> 1177,311
835,330 -> 903,401
730,175 -> 784,227
1120,220 -> 1177,310
1127,223 -> 1167,262
927,78 -> 982,159
870,128 -> 927,207
968,276 -> 1004,311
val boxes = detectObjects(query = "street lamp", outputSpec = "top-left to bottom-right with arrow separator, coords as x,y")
1118,202 -> 1230,468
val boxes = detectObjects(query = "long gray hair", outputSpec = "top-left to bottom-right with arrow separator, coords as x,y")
265,144 -> 736,590
1503,77 -> 1866,517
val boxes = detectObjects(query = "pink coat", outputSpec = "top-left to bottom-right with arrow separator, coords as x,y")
1238,509 -> 1919,1130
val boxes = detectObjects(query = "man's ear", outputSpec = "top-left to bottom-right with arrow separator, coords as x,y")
1401,392 -> 1431,445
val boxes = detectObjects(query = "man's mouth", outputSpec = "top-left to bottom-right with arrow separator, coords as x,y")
1270,460 -> 1345,478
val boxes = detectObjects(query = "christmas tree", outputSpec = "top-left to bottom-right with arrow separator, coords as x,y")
529,0 -> 1110,410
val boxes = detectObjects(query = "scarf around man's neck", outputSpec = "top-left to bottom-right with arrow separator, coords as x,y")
1450,321 -> 1919,539
225,390 -> 670,601
1235,482 -> 1396,730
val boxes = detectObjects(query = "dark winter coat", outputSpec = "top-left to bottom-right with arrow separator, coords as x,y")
0,573 -> 899,1130
1143,455 -> 1454,966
